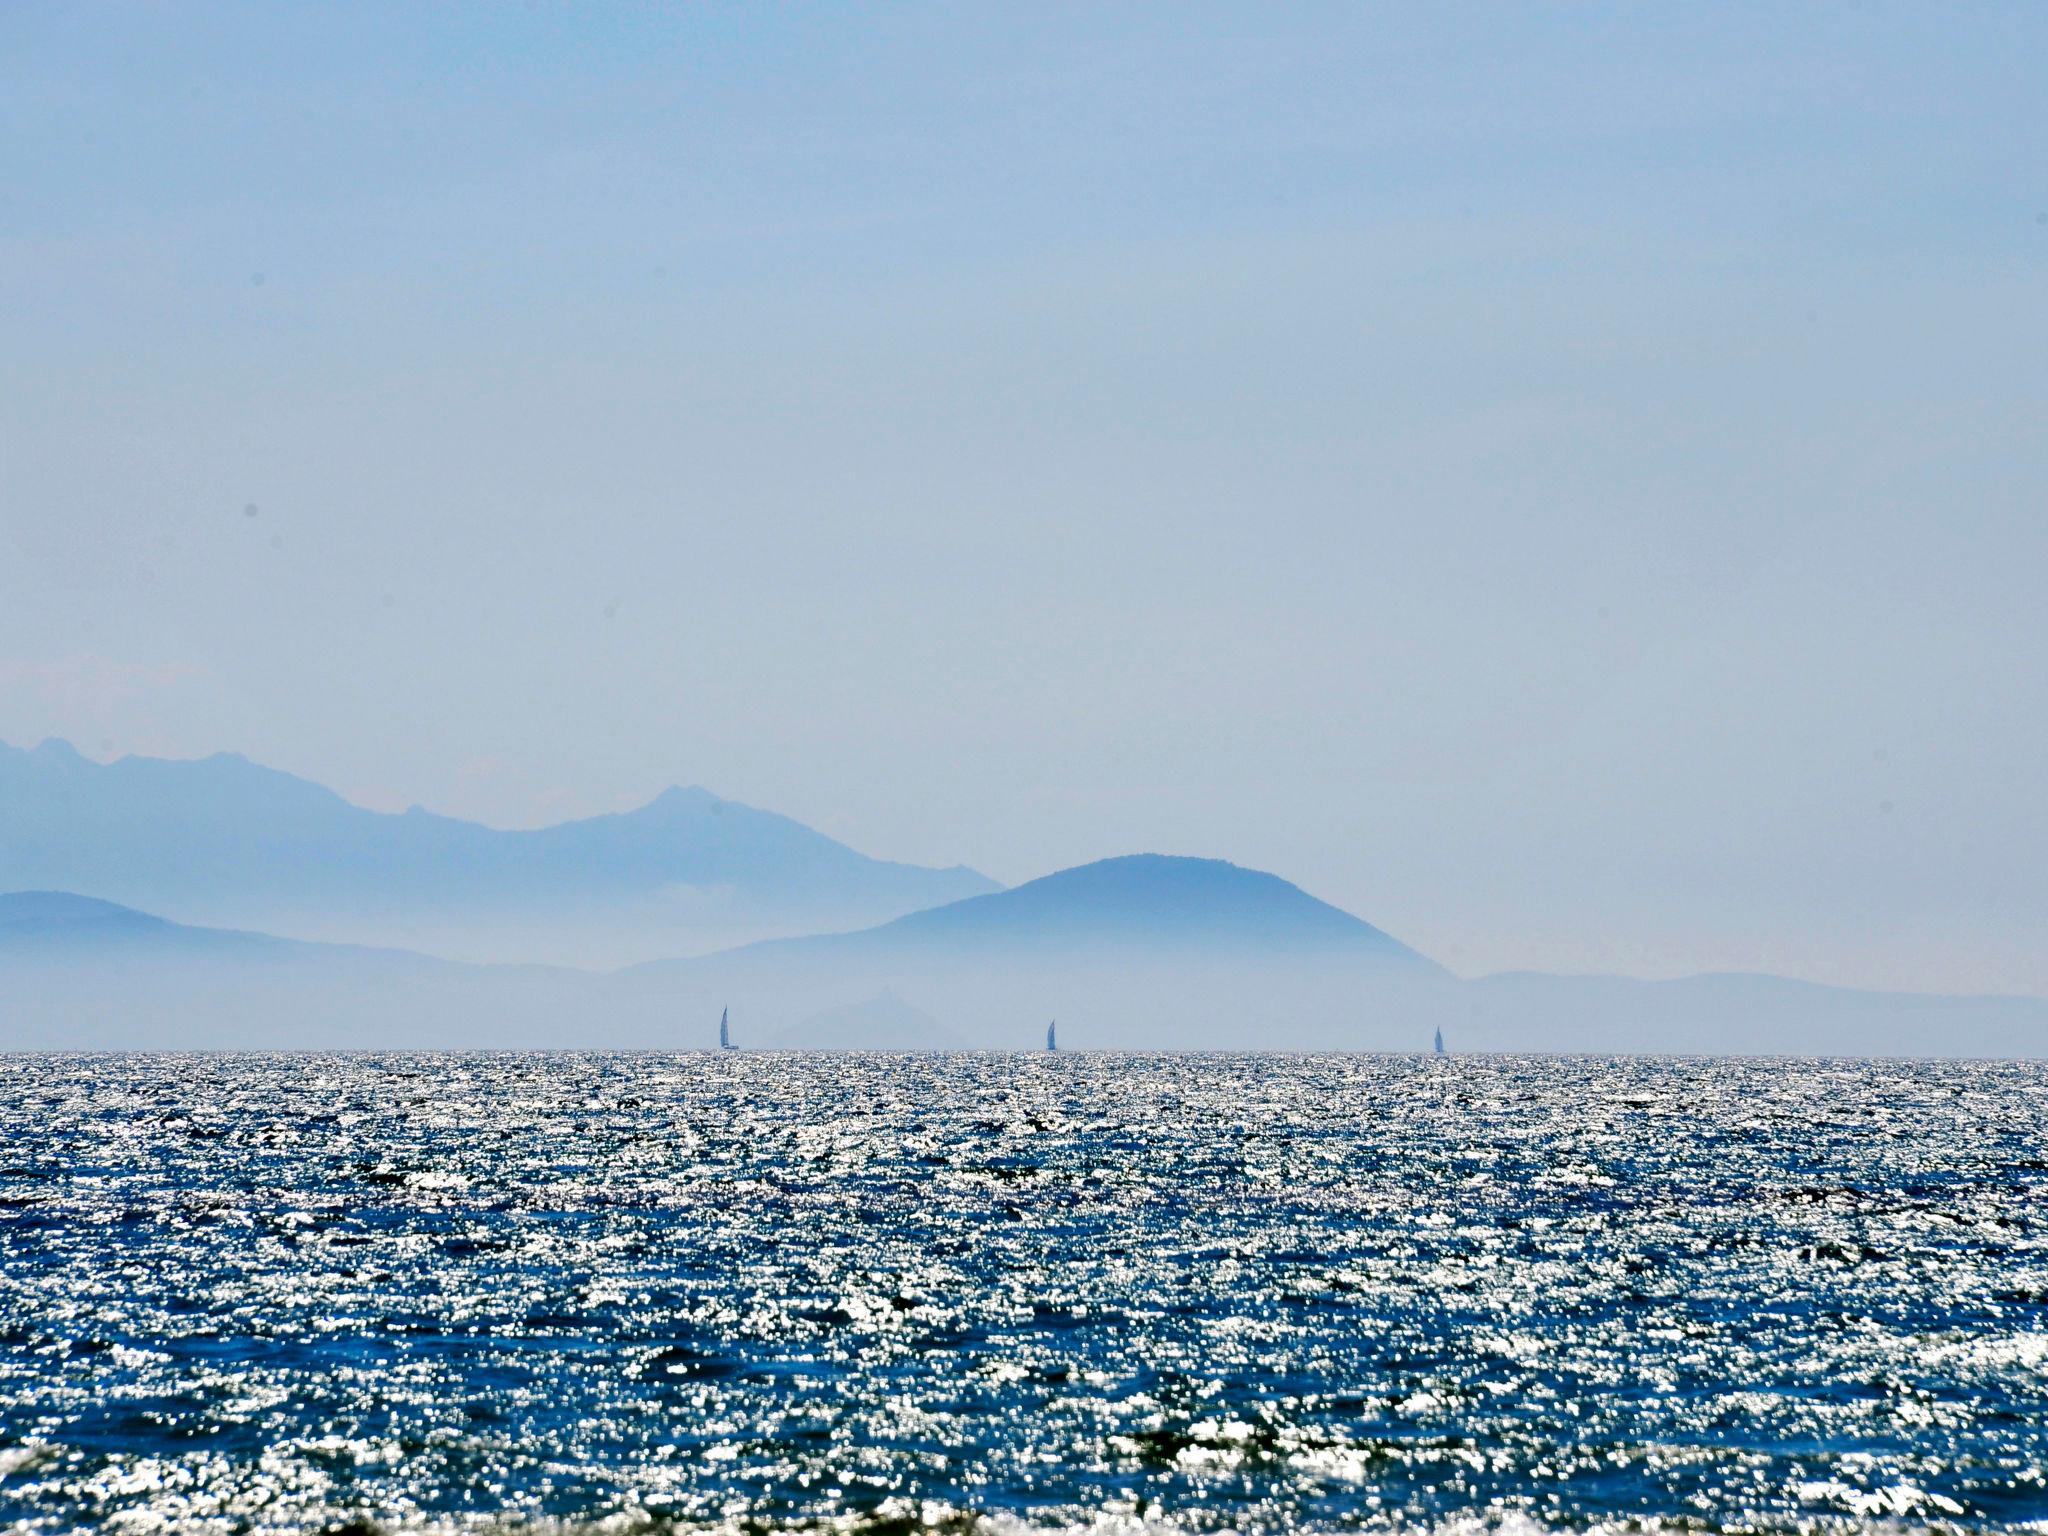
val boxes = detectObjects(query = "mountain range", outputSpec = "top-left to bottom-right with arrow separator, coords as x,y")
593,853 -> 1439,1049
0,738 -> 995,966
3,863 -> 2043,1055
1,738 -> 2042,1055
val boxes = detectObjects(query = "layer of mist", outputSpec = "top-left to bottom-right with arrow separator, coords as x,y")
5,861 -> 2044,1055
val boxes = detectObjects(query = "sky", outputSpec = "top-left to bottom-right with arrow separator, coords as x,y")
3,3 -> 2045,995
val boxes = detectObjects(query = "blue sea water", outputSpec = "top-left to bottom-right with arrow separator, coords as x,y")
2,1052 -> 2045,1534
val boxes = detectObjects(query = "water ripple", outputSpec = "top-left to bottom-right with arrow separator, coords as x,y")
1,1053 -> 2044,1533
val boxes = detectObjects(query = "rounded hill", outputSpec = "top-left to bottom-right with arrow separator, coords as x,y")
871,854 -> 1438,967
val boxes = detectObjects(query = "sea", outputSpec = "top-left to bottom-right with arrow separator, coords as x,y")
2,1053 -> 2044,1535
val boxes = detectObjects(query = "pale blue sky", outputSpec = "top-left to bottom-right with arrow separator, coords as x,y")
3,4 -> 2045,992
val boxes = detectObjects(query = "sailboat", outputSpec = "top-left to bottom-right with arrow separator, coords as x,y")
1046,1020 -> 1058,1052
1433,1027 -> 1445,1055
719,1007 -> 733,1050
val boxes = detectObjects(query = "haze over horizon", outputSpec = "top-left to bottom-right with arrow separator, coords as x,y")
4,5 -> 2045,996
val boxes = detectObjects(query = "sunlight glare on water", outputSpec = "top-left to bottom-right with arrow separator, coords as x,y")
1,1052 -> 2045,1534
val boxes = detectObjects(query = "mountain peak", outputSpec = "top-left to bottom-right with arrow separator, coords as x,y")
0,889 -> 179,948
0,741 -> 998,965
870,852 -> 1439,967
0,889 -> 139,924
646,784 -> 721,812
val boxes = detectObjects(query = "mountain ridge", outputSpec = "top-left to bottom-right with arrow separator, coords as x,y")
0,737 -> 998,965
876,854 -> 1439,960
2,885 -> 2043,1055
623,853 -> 1443,979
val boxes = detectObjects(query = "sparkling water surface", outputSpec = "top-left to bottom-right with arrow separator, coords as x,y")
2,1053 -> 2045,1534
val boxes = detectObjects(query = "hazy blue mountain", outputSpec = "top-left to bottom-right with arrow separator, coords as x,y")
0,890 -> 590,1050
616,857 -> 2045,1052
642,855 -> 1444,970
853,854 -> 1442,961
0,890 -> 212,951
0,861 -> 1449,1051
0,738 -> 997,965
3,869 -> 2043,1055
614,854 -> 1452,1047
